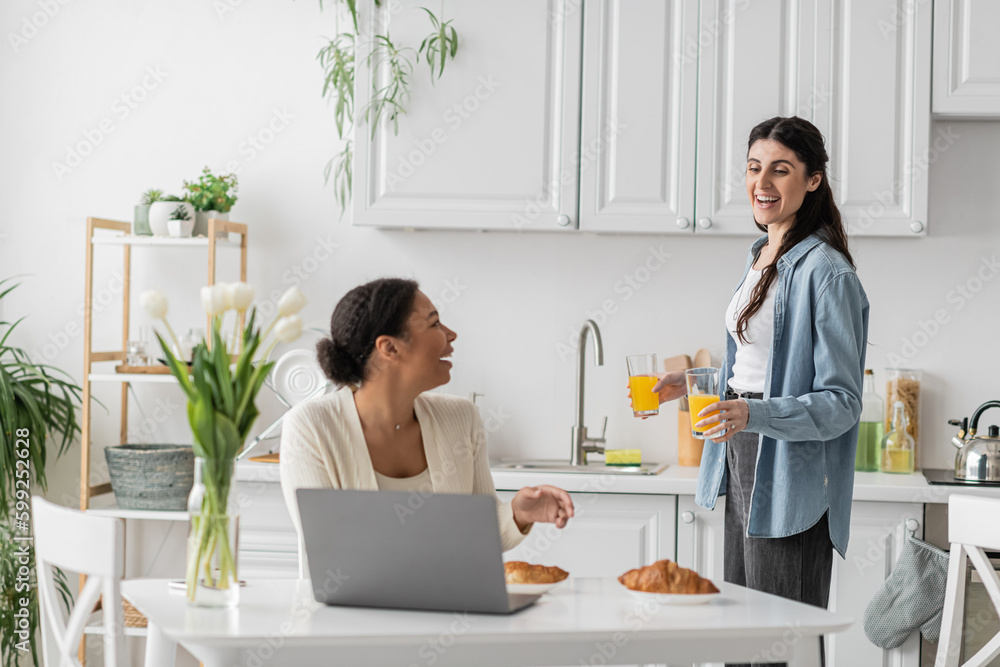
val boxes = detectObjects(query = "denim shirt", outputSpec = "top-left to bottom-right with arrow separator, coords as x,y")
695,233 -> 870,558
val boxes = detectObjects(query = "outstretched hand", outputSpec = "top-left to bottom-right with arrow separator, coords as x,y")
511,485 -> 575,531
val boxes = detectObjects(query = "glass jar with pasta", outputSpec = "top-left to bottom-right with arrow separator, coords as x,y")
884,368 -> 921,469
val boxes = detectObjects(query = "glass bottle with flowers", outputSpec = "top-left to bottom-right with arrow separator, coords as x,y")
141,283 -> 305,606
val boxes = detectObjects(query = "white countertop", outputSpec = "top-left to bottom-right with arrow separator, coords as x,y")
235,460 -> 1000,504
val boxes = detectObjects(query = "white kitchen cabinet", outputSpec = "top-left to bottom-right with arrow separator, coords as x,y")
826,500 -> 923,667
693,0 -> 820,236
578,0 -> 698,234
496,491 -> 677,578
933,0 -> 1000,116
675,494 -> 726,581
237,480 -> 299,579
815,0 -> 932,237
352,0 -> 582,231
580,0 -> 817,236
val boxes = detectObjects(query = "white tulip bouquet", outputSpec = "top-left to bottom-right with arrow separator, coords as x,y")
141,283 -> 305,603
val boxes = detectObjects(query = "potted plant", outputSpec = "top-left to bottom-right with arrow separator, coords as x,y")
134,188 -> 163,236
167,204 -> 195,238
183,167 -> 238,238
0,277 -> 81,666
142,283 -> 305,607
148,195 -> 194,237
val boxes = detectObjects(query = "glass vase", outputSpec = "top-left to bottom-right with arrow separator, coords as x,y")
186,457 -> 239,607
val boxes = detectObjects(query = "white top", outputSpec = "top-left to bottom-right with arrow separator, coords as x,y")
374,468 -> 432,492
122,577 -> 853,667
725,267 -> 775,393
279,385 -> 530,552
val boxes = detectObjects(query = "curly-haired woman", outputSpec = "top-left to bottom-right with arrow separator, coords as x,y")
280,278 -> 574,556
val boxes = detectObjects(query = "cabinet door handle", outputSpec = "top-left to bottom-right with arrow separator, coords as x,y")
556,214 -> 571,227
905,518 -> 920,536
675,217 -> 691,230
681,511 -> 695,524
910,221 -> 924,234
697,217 -> 713,230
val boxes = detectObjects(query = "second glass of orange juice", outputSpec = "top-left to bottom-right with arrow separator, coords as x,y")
685,367 -> 721,439
627,354 -> 659,417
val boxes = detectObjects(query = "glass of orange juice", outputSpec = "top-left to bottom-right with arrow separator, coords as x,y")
685,367 -> 721,439
627,354 -> 659,417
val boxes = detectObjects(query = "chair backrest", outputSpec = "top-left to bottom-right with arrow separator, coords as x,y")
32,496 -> 127,667
937,494 -> 1000,667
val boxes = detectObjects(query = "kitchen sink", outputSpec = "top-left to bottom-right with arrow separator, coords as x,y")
492,460 -> 668,476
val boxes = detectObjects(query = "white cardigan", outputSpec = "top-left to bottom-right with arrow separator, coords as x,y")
279,385 -> 530,552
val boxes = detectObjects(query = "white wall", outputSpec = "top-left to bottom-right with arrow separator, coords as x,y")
3,0 -> 1000,510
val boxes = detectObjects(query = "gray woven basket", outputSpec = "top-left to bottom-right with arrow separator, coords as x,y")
104,445 -> 194,511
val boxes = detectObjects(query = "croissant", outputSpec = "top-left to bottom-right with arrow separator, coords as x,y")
618,559 -> 719,594
504,561 -> 569,584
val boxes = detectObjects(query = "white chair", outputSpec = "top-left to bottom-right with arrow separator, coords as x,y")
936,494 -> 1000,667
32,496 -> 128,667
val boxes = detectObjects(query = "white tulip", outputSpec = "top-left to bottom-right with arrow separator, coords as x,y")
230,282 -> 254,311
277,286 -> 307,317
220,283 -> 237,311
140,290 -> 168,320
200,284 -> 228,317
273,315 -> 303,343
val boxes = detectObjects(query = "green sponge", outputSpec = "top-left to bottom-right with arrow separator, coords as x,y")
605,449 -> 641,466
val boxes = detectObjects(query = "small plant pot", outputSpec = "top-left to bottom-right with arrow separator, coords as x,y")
194,210 -> 230,239
168,218 -> 195,237
149,202 -> 194,236
133,204 -> 152,236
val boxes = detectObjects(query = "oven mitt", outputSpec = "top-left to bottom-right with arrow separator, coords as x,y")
863,534 -> 950,649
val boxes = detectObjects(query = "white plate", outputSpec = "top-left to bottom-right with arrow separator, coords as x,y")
622,584 -> 721,606
270,349 -> 329,406
507,580 -> 566,595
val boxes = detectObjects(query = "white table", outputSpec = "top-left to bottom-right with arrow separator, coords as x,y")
123,578 -> 852,666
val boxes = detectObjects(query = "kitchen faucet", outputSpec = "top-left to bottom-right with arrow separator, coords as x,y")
570,319 -> 607,466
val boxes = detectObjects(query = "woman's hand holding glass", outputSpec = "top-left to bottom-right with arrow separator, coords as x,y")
511,485 -> 575,531
696,398 -> 750,443
624,371 -> 687,420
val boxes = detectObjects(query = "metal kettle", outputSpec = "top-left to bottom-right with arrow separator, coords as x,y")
950,400 -> 1000,481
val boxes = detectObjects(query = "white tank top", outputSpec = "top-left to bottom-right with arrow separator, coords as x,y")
374,467 -> 432,493
725,267 -> 776,393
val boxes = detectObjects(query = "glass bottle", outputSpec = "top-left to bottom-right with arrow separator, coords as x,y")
855,369 -> 883,471
881,400 -> 915,474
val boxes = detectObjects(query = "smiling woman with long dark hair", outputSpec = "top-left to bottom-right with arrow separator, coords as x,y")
645,117 -> 869,667
280,278 -> 574,555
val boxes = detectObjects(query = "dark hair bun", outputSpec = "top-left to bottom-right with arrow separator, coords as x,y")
316,278 -> 420,386
316,338 -> 365,386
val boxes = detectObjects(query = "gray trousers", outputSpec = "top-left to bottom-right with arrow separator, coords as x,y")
724,428 -> 834,667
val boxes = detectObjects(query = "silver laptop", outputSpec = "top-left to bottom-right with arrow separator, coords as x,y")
296,488 -> 541,614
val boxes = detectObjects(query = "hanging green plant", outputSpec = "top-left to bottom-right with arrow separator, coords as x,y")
318,32 -> 355,138
417,7 -> 458,83
324,140 -> 353,213
315,0 -> 459,216
361,34 -> 416,139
